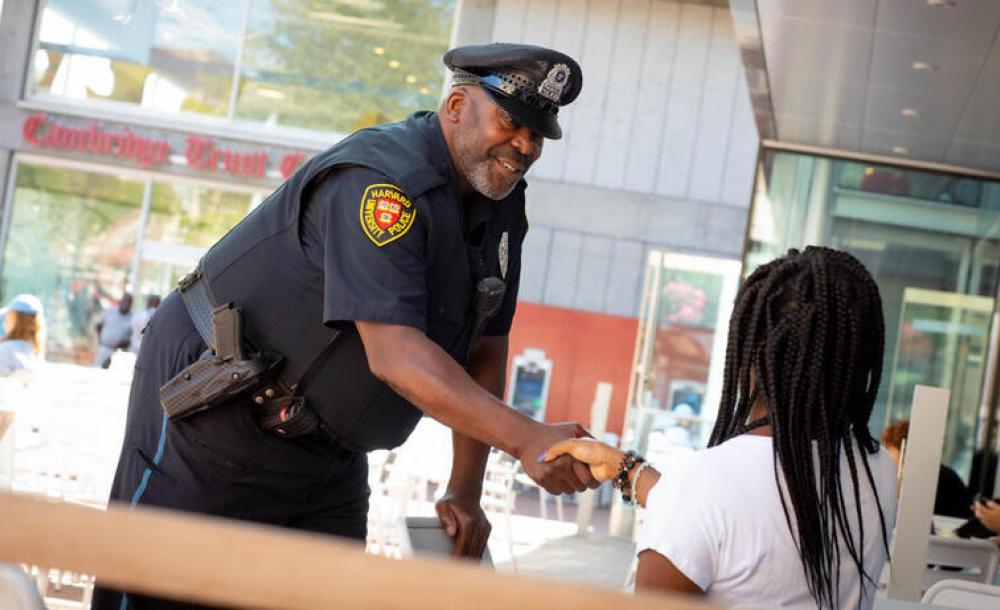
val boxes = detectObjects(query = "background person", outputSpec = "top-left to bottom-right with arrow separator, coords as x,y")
129,294 -> 160,356
93,292 -> 132,368
0,294 -> 45,380
973,498 -> 1000,536
881,419 -> 972,519
544,247 -> 897,610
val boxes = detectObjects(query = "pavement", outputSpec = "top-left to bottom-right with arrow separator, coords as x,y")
495,532 -> 636,591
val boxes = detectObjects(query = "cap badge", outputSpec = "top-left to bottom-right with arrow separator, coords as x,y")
499,231 -> 509,279
538,63 -> 570,103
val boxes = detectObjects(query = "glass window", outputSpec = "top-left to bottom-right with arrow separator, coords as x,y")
134,181 -> 256,303
30,0 -> 457,134
236,0 -> 454,133
624,252 -> 741,466
2,162 -> 144,363
1,160 -> 264,365
746,149 -> 1000,487
34,0 -> 242,116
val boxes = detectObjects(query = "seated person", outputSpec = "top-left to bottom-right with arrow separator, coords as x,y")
881,419 -> 972,519
973,497 -> 1000,537
0,294 -> 45,380
544,246 -> 897,610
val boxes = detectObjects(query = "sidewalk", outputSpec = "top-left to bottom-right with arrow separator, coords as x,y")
495,532 -> 636,591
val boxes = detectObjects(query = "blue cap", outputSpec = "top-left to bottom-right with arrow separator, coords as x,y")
1,294 -> 43,316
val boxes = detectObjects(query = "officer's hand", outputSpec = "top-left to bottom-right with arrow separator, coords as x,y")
435,492 -> 491,559
517,422 -> 600,494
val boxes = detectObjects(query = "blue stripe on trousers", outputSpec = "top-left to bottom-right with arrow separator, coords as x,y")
121,412 -> 169,609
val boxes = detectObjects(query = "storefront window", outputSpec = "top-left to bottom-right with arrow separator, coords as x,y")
31,0 -> 456,134
1,159 -> 265,365
34,0 -> 241,116
135,181 -> 257,303
746,150 -> 1000,487
2,161 -> 144,363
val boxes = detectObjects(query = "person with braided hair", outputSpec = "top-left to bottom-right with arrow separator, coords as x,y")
543,246 -> 898,609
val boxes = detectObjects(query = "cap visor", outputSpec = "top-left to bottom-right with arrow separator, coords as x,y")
483,89 -> 562,140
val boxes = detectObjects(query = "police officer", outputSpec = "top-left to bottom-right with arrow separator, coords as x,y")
93,43 -> 593,609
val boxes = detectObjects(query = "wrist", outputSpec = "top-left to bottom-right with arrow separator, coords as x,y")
508,417 -> 543,461
444,482 -> 483,501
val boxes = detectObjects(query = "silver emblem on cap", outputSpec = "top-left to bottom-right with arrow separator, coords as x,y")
499,231 -> 509,279
538,63 -> 570,103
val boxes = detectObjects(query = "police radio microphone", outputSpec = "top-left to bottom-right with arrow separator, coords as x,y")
474,277 -> 506,329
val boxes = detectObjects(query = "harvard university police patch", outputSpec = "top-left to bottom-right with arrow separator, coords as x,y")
359,183 -> 415,247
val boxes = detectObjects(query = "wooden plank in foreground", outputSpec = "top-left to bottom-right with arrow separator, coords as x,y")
0,492 -> 717,610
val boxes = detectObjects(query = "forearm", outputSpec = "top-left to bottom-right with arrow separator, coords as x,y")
634,466 -> 661,507
359,323 -> 536,457
447,336 -> 508,495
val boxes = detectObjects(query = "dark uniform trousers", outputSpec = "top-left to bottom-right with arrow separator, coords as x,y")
90,292 -> 369,610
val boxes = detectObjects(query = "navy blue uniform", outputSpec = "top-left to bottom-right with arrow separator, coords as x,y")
92,112 -> 527,609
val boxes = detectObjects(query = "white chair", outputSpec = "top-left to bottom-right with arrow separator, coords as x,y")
924,536 -> 1000,589
0,564 -> 44,610
481,450 -> 519,571
922,579 -> 1000,609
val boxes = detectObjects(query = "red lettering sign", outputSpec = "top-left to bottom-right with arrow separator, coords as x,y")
21,114 -> 171,167
21,114 -> 307,180
279,152 -> 307,179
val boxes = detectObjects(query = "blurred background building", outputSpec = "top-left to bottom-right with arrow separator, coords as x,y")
1,0 -> 1000,497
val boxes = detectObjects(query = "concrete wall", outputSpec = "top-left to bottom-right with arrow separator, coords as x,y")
0,0 -> 36,218
478,0 -> 760,317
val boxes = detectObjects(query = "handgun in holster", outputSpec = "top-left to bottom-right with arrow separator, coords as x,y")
160,303 -> 281,421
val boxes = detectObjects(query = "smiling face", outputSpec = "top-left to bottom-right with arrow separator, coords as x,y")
447,86 -> 543,200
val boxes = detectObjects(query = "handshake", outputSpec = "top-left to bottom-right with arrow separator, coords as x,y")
515,421 -> 627,494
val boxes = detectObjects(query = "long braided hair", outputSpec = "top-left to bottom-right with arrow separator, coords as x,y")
708,246 -> 890,610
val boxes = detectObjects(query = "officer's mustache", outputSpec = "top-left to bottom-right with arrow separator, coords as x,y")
488,146 -> 535,172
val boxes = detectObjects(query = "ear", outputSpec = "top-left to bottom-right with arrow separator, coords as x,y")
442,88 -> 467,125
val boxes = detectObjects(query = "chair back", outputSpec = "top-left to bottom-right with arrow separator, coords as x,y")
921,578 -> 1000,610
0,564 -> 44,610
924,536 -> 1000,589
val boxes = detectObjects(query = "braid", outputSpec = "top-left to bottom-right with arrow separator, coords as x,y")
709,246 -> 890,610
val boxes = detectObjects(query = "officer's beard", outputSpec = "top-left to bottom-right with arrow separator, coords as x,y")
453,131 -> 525,201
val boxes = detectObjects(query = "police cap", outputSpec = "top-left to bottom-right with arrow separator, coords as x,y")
443,43 -> 582,140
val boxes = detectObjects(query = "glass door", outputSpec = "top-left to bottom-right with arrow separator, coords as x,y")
622,251 -> 741,464
1,158 -> 146,363
885,288 -> 994,480
132,180 -> 260,304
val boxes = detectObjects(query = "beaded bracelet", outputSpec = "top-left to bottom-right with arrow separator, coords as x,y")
629,461 -> 651,507
614,450 -> 646,504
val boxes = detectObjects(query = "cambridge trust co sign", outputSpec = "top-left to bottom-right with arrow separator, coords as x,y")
21,113 -> 311,182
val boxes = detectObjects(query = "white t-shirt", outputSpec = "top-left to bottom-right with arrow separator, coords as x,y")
98,307 -> 132,348
638,435 -> 898,610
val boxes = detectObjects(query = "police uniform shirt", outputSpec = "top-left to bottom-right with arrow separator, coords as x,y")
299,115 -> 526,350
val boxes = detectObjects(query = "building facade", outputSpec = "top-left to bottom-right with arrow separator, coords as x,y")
0,0 -> 759,435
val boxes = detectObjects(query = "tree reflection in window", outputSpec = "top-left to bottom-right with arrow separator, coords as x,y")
236,0 -> 454,133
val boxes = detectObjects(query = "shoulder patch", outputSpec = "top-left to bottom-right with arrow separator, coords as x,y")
359,183 -> 416,247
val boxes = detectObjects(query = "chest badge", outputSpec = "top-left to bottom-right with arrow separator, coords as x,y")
359,183 -> 415,247
499,231 -> 509,279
